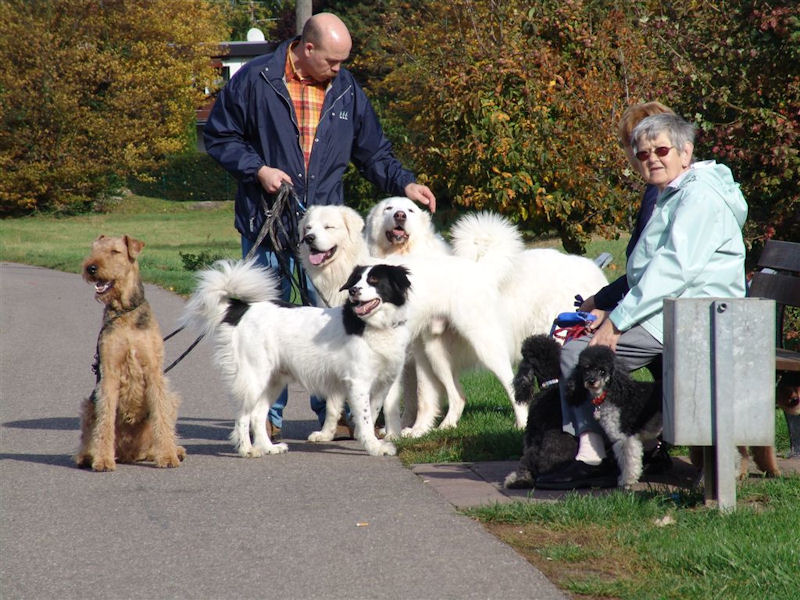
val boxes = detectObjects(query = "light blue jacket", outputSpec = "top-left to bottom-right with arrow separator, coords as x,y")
610,161 -> 748,343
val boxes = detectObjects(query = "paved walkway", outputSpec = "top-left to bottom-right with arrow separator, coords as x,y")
0,262 -> 565,600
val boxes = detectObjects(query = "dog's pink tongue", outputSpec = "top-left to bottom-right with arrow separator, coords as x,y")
308,251 -> 326,266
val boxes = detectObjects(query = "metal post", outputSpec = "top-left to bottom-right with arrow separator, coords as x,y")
711,301 -> 737,511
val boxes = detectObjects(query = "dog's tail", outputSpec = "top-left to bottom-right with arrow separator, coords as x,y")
180,259 -> 280,335
449,212 -> 524,283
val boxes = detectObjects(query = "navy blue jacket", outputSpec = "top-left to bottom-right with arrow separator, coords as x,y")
593,184 -> 658,310
204,38 -> 416,246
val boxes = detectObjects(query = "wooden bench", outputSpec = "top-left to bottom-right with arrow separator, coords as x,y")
747,239 -> 800,454
748,239 -> 800,372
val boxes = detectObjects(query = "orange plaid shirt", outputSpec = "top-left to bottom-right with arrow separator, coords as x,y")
285,42 -> 327,172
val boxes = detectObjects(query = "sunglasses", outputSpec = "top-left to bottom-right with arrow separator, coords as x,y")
636,146 -> 674,161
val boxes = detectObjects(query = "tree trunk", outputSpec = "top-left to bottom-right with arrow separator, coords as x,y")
295,0 -> 312,35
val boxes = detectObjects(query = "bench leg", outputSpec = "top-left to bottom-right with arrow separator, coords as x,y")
785,412 -> 800,458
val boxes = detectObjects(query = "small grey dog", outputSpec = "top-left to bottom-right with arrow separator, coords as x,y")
570,345 -> 662,489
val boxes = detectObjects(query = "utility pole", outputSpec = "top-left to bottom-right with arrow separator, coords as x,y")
296,0 -> 312,35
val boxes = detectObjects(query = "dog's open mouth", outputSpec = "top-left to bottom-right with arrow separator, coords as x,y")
308,246 -> 336,266
584,382 -> 604,396
353,298 -> 380,316
94,280 -> 115,295
386,227 -> 408,244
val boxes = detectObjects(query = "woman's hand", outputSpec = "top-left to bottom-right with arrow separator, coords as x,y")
588,318 -> 621,350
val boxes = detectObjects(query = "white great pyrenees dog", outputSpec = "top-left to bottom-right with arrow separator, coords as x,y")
181,259 -> 413,457
297,204 -> 369,307
364,203 -> 609,436
365,196 -> 451,257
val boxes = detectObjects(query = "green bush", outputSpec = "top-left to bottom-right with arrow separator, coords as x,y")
128,153 -> 236,203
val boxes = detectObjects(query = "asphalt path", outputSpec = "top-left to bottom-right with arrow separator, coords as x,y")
0,262 -> 565,600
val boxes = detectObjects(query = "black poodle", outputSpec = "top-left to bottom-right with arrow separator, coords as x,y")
504,335 -> 577,489
569,345 -> 663,489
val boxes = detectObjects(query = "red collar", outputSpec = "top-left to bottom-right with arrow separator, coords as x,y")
591,391 -> 607,406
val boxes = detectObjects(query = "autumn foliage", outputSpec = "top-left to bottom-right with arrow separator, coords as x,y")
0,0 -> 228,214
1,0 -> 797,252
339,0 -> 798,251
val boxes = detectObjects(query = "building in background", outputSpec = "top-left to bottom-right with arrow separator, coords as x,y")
196,29 -> 274,151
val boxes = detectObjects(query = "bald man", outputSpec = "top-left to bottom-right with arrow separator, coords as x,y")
204,12 -> 435,434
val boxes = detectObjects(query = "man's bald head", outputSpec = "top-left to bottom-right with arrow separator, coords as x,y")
295,12 -> 352,83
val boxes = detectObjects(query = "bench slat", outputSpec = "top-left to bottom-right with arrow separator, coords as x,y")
757,240 -> 800,272
749,271 -> 800,307
777,348 -> 800,372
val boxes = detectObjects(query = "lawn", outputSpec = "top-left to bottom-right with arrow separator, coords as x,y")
3,195 -> 797,600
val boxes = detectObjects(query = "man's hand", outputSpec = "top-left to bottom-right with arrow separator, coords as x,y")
404,183 -> 437,213
257,166 -> 293,194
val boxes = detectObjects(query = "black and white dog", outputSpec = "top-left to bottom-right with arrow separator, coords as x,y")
571,345 -> 663,489
181,260 -> 412,457
504,335 -> 577,488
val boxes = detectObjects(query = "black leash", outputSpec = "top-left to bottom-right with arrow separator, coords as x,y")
245,182 -> 312,307
156,183 -> 311,375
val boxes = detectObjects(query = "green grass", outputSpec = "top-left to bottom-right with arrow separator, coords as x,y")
0,195 -> 240,295
469,476 -> 800,599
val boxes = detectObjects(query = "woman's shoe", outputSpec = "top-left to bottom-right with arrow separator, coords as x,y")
534,458 -> 618,490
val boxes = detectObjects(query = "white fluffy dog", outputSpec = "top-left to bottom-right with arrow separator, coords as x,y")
299,204 -> 370,307
401,213 -> 608,436
365,196 -> 451,257
181,259 -> 412,457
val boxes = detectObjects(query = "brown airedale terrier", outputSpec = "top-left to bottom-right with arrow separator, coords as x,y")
75,234 -> 185,471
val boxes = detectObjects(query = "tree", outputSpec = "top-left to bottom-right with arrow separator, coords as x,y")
359,0 -> 664,251
0,0 -> 228,214
635,0 -> 800,248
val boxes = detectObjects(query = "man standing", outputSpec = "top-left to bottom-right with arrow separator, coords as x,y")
204,12 -> 435,436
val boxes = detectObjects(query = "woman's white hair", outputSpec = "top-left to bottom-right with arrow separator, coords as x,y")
631,113 -> 696,153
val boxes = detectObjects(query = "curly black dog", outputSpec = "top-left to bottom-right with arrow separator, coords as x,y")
570,345 -> 662,489
504,335 -> 577,489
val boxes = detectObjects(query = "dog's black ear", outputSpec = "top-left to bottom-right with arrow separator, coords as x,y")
385,265 -> 411,294
340,265 -> 367,292
366,264 -> 411,306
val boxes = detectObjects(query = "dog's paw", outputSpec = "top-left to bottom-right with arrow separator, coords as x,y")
262,442 -> 289,455
74,453 -> 93,469
308,430 -> 334,443
437,417 -> 458,430
176,445 -> 187,461
364,440 -> 397,456
382,431 -> 399,442
400,426 -> 430,439
504,469 -> 534,489
91,457 -> 116,472
153,453 -> 183,468
236,445 -> 262,458
618,476 -> 636,490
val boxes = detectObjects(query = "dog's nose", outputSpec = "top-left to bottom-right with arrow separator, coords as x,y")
394,210 -> 406,223
349,285 -> 361,297
86,264 -> 98,276
303,233 -> 315,244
